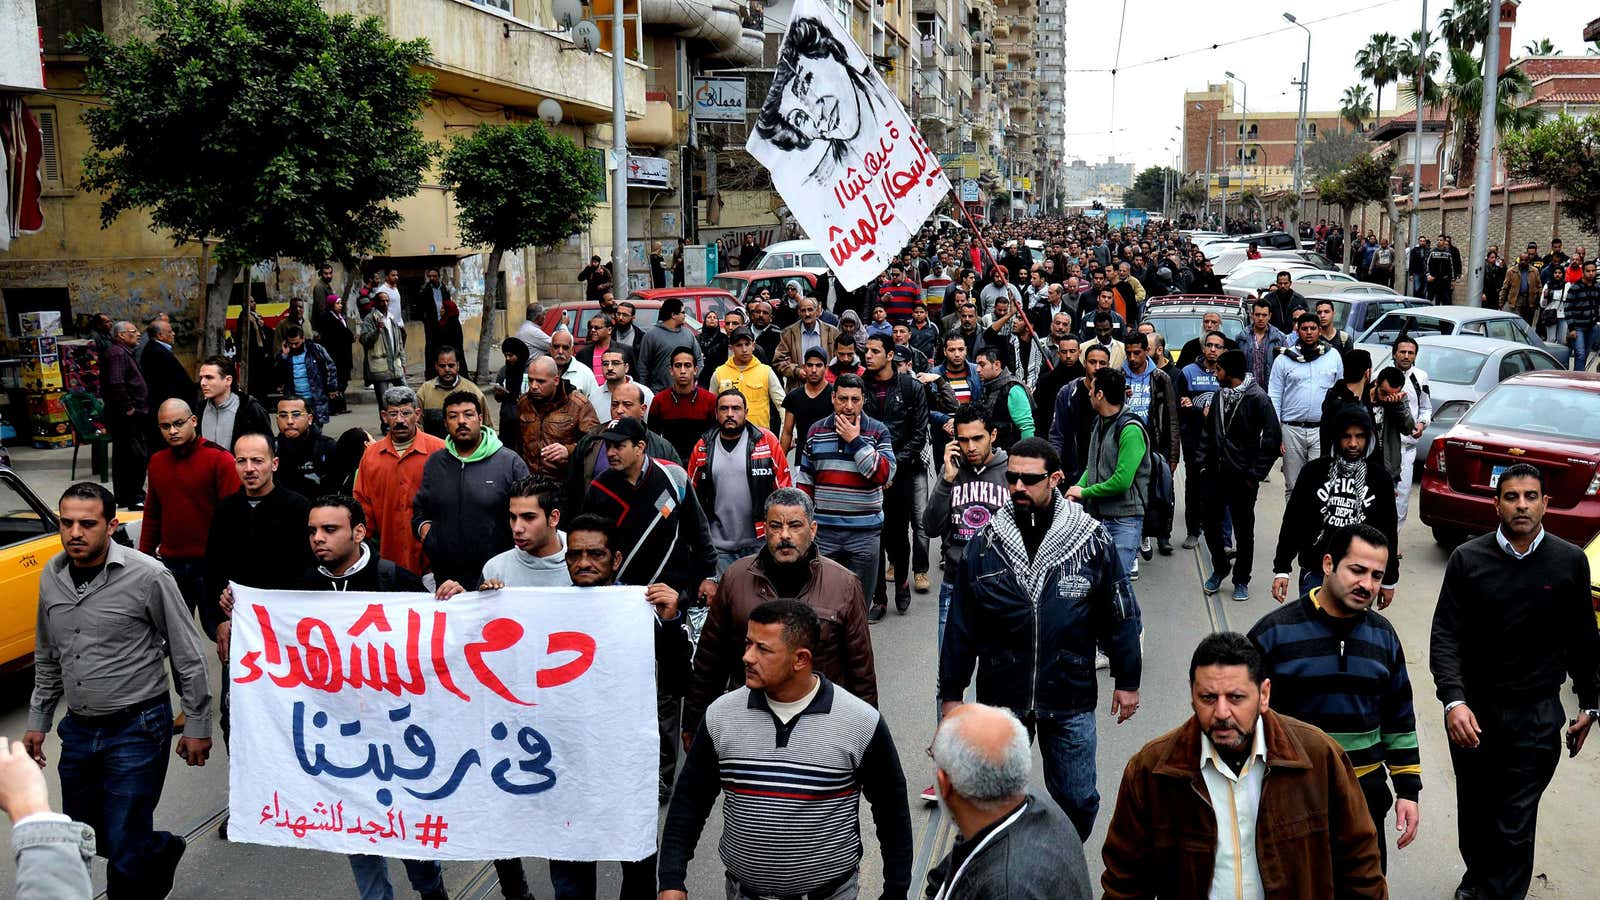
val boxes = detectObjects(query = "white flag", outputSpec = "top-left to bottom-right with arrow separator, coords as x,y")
745,0 -> 953,290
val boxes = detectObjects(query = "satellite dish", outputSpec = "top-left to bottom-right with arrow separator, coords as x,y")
551,0 -> 583,30
537,98 -> 564,126
572,20 -> 602,54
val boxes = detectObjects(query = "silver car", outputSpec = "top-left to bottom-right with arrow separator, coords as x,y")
1356,305 -> 1572,367
1362,334 -> 1563,471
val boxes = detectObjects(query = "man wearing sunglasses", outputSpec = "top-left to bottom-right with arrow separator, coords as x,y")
938,436 -> 1142,843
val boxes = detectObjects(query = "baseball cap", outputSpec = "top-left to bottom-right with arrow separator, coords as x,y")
803,347 -> 828,363
728,327 -> 755,344
599,417 -> 646,443
892,346 -> 912,364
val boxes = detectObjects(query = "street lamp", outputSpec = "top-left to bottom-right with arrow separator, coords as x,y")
1284,12 -> 1311,226
1225,71 -> 1247,227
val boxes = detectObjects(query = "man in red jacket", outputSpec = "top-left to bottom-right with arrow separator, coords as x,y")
139,398 -> 241,616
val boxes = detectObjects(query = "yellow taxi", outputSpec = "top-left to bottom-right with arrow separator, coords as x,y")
1588,533 -> 1600,630
0,468 -> 141,670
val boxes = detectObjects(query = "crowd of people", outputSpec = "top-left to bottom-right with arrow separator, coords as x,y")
14,213 -> 1599,900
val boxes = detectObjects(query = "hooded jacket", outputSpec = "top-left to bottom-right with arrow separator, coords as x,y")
412,426 -> 531,587
481,530 -> 570,587
925,448 -> 1010,569
1273,406 -> 1400,587
1193,374 -> 1281,481
687,422 -> 792,544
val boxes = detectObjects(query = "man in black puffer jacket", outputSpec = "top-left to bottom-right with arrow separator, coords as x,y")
412,391 -> 530,588
862,334 -> 930,616
1193,351 -> 1281,601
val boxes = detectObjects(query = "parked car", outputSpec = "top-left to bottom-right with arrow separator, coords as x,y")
1208,247 -> 1329,277
539,288 -> 741,349
1319,293 -> 1428,335
1237,231 -> 1300,251
1222,265 -> 1354,299
1365,335 -> 1562,470
1141,295 -> 1249,352
1356,305 -> 1571,366
1297,281 -> 1400,298
753,240 -> 827,273
1420,370 -> 1600,546
708,269 -> 819,306
0,466 -> 142,670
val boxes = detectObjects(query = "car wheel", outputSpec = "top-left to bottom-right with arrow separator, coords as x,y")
1431,526 -> 1466,548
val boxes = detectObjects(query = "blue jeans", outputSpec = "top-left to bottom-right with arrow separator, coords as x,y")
1100,515 -> 1143,591
715,542 -> 762,575
348,855 -> 444,900
550,855 -> 657,900
1571,323 -> 1599,370
817,528 -> 881,605
57,700 -> 180,898
1028,711 -> 1099,842
938,580 -> 955,649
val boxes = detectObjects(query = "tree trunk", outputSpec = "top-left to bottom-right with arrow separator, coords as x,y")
202,260 -> 242,360
474,245 -> 506,380
1457,117 -> 1480,188
1341,205 -> 1355,273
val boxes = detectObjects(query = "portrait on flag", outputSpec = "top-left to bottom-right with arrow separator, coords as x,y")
225,585 -> 660,861
747,0 -> 952,291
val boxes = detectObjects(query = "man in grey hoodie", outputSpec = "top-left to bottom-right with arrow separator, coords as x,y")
925,404 -> 1010,646
480,476 -> 570,588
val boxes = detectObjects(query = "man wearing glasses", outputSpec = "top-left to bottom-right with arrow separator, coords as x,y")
272,396 -> 337,501
938,435 -> 1142,843
138,398 -> 242,616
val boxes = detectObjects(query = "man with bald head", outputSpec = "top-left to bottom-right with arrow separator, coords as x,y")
516,354 -> 601,477
928,703 -> 1092,898
139,398 -> 241,617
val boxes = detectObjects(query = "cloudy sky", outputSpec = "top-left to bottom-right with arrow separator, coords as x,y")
1060,0 -> 1595,172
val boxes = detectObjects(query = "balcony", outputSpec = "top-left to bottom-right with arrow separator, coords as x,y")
992,19 -> 1010,39
301,0 -> 647,122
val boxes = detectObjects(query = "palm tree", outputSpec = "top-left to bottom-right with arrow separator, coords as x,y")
1397,29 -> 1444,108
1523,38 -> 1557,57
1341,84 -> 1374,131
1439,46 -> 1536,187
1356,33 -> 1401,119
1438,0 -> 1490,55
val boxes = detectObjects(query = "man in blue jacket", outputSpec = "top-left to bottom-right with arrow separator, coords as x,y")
938,436 -> 1142,841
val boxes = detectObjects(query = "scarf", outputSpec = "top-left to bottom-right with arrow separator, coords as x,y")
1008,333 -> 1042,392
1218,373 -> 1252,427
985,495 -> 1103,602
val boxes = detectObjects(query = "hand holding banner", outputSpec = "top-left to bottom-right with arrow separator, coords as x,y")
746,0 -> 953,290
226,585 -> 660,861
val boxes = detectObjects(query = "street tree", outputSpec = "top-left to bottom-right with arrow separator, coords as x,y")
1523,38 -> 1557,57
1124,166 -> 1179,212
1505,113 -> 1600,237
1397,29 -> 1444,109
1315,151 -> 1398,273
1438,0 -> 1490,55
1306,128 -> 1372,180
1175,180 -> 1209,215
1440,46 -> 1536,187
70,0 -> 435,358
440,123 -> 605,377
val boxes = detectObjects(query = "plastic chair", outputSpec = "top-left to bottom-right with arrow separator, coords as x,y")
63,392 -> 113,482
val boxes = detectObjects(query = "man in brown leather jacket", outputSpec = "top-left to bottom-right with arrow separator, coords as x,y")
681,486 -> 877,745
1102,632 -> 1386,900
516,356 -> 600,477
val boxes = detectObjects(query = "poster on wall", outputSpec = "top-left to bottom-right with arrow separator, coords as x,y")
744,0 -> 952,290
693,77 -> 747,123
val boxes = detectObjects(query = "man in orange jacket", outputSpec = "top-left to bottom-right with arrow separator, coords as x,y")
353,385 -> 445,577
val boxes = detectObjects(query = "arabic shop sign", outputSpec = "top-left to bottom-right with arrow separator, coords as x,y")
626,155 -> 671,189
693,77 -> 747,123
227,586 -> 659,860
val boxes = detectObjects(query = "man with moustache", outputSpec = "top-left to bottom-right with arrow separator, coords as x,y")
1100,632 -> 1385,898
1250,524 -> 1421,873
412,391 -> 529,588
687,389 -> 792,573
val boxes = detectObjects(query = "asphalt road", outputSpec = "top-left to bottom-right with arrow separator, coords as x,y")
2,432 -> 1598,898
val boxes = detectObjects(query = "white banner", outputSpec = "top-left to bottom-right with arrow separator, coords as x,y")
227,585 -> 659,861
745,0 -> 953,290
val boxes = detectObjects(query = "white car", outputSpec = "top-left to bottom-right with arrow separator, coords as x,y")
753,240 -> 827,272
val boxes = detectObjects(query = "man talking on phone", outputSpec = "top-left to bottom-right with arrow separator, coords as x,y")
1430,462 -> 1599,900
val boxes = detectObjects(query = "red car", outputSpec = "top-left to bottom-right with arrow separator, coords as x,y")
708,269 -> 819,306
539,288 -> 741,349
1420,370 -> 1600,546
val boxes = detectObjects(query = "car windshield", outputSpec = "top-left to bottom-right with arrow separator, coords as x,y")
1365,313 -> 1454,344
709,276 -> 748,299
1464,383 -> 1600,440
1148,313 -> 1246,351
1414,346 -> 1488,385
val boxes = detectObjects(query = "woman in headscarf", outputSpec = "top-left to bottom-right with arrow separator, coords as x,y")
330,427 -> 373,495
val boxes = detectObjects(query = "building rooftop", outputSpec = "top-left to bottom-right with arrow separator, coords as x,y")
1368,107 -> 1450,142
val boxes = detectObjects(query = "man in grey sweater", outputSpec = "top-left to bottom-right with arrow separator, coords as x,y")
925,405 -> 1009,646
636,297 -> 704,392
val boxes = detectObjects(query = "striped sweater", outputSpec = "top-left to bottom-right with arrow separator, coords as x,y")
1248,591 -> 1422,800
659,677 -> 913,897
797,413 -> 896,531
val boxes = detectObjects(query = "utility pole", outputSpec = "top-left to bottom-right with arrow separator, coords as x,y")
1220,119 -> 1228,229
1465,0 -> 1502,307
1227,72 -> 1248,227
611,0 -> 629,290
1285,13 -> 1311,227
1204,120 -> 1214,224
1408,0 -> 1429,295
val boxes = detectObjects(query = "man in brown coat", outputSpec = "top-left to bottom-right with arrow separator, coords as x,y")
1102,631 -> 1386,900
772,296 -> 841,389
516,355 -> 600,478
681,486 -> 877,746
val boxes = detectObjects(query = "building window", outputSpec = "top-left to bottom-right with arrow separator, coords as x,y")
830,0 -> 851,30
29,108 -> 63,190
470,0 -> 513,13
1308,122 -> 1317,138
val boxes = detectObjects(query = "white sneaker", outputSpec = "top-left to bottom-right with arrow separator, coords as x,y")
1130,558 -> 1140,581
1095,650 -> 1110,670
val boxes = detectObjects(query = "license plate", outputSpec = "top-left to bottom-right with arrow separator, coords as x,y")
1490,464 -> 1508,488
